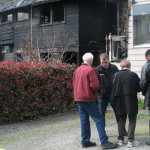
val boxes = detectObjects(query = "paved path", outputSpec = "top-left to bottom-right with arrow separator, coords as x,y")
0,110 -> 150,150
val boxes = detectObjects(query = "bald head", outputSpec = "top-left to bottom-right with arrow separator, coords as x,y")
120,60 -> 131,69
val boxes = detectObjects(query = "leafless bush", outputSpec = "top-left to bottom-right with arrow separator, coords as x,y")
18,25 -> 77,63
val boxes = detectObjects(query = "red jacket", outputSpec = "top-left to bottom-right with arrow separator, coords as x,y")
73,64 -> 100,102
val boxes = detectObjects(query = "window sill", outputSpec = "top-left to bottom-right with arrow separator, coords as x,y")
16,19 -> 30,22
133,44 -> 150,48
39,23 -> 53,27
53,21 -> 65,24
39,21 -> 65,27
0,21 -> 13,25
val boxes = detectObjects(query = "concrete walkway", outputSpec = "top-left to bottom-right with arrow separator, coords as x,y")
0,110 -> 150,150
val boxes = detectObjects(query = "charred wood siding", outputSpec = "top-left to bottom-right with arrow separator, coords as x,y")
119,1 -> 128,36
14,20 -> 32,49
0,23 -> 14,45
79,0 -> 117,65
13,1 -> 79,52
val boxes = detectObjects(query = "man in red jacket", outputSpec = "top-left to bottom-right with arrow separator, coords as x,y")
73,53 -> 116,149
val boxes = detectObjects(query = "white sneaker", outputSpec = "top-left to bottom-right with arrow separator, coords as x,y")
117,140 -> 126,146
127,140 -> 139,148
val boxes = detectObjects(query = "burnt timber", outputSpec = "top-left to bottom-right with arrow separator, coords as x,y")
0,0 -> 128,65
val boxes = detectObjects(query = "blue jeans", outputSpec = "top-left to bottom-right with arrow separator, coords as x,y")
77,101 -> 108,145
98,96 -> 109,118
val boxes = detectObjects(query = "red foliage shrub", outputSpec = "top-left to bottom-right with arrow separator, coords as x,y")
0,61 -> 76,122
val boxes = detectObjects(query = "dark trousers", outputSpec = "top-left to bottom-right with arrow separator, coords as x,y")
118,114 -> 136,142
98,96 -> 119,123
98,96 -> 128,136
77,101 -> 108,145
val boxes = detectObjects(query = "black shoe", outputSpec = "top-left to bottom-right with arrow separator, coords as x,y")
101,142 -> 117,149
146,141 -> 150,146
82,141 -> 96,148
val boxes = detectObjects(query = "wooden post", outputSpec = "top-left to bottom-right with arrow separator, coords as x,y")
30,6 -> 33,49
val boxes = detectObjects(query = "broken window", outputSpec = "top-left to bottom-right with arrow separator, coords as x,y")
40,4 -> 51,24
7,14 -> 13,22
53,4 -> 65,23
0,45 -> 4,61
1,13 -> 13,23
2,14 -> 7,23
17,9 -> 29,21
40,3 -> 65,24
62,52 -> 77,64
1,44 -> 13,53
106,34 -> 127,62
133,4 -> 150,46
40,52 -> 51,61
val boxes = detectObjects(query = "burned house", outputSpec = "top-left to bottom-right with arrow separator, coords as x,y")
0,0 -> 128,65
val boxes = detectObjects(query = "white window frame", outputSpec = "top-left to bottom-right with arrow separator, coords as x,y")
132,3 -> 150,48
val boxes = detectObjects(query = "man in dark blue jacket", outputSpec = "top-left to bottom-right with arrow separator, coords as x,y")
96,53 -> 118,122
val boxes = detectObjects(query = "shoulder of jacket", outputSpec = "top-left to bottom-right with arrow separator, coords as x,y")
147,61 -> 150,67
96,65 -> 102,71
110,63 -> 118,69
84,65 -> 95,71
130,71 -> 139,77
142,62 -> 150,71
144,61 -> 150,66
115,71 -> 121,76
96,65 -> 102,69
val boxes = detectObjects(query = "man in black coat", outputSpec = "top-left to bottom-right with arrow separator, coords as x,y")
140,49 -> 150,146
95,53 -> 118,123
111,60 -> 140,148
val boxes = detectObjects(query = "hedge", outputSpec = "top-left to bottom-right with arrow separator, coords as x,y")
0,61 -> 76,123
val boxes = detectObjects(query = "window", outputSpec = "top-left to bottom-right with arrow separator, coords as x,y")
7,14 -> 13,22
133,4 -> 150,46
40,3 -> 65,25
1,44 -> 14,54
62,52 -> 77,64
17,9 -> 29,21
53,4 -> 64,22
40,4 -> 51,24
1,13 -> 13,23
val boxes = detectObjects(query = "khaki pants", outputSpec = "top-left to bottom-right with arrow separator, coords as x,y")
118,114 -> 137,142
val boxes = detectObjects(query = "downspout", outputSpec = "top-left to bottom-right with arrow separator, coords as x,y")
117,0 -> 120,35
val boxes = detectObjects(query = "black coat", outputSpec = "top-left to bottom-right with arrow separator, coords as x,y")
95,64 -> 118,99
111,69 -> 140,116
140,60 -> 150,108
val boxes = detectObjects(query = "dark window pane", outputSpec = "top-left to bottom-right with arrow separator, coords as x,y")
53,4 -> 64,22
133,4 -> 150,46
1,13 -> 12,23
2,14 -> 7,22
2,44 -> 13,53
40,5 -> 51,24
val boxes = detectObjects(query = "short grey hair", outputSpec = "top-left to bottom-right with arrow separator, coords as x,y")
100,53 -> 109,60
82,53 -> 94,61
